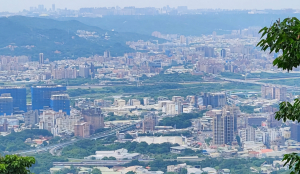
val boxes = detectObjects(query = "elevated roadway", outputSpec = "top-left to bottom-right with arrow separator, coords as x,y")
13,122 -> 140,155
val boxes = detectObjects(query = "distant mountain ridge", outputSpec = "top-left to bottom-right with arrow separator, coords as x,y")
60,13 -> 300,36
0,16 -> 161,60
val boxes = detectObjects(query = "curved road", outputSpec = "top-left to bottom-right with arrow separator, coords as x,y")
13,122 -> 139,155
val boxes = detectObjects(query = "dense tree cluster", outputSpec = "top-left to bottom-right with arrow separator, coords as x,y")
159,112 -> 205,129
140,73 -> 203,83
0,129 -> 52,152
257,17 -> 300,173
0,155 -> 35,174
62,139 -> 179,159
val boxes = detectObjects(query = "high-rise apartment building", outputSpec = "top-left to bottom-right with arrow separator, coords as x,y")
203,92 -> 226,108
104,50 -> 110,58
52,68 -> 77,80
24,110 -> 39,126
52,4 -> 56,11
31,85 -> 67,110
50,94 -> 70,115
39,110 -> 66,136
74,122 -> 90,138
79,65 -> 90,78
221,49 -> 226,58
180,35 -> 186,44
127,99 -> 141,106
0,87 -> 27,112
175,101 -> 183,115
90,62 -> 95,78
274,87 -> 287,101
212,106 -> 236,145
39,53 -> 44,64
238,126 -> 255,143
38,5 -> 44,11
81,107 -> 104,134
204,47 -> 215,57
142,113 -> 157,133
0,94 -> 13,116
291,123 -> 300,142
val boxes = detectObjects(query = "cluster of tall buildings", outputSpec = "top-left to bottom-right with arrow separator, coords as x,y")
196,59 -> 225,74
38,107 -> 104,137
261,85 -> 287,101
51,62 -> 95,80
0,85 -> 70,116
31,85 -> 70,114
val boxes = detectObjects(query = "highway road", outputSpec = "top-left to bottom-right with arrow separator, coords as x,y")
13,122 -> 140,156
220,77 -> 300,90
53,159 -> 154,167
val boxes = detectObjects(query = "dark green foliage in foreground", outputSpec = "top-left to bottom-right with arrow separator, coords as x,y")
257,17 -> 300,173
0,155 -> 35,174
30,153 -> 68,174
0,129 -> 52,152
257,17 -> 300,71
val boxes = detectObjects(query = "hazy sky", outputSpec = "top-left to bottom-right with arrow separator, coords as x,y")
0,0 -> 300,12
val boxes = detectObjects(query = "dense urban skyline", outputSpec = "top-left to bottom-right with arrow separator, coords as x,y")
2,0 -> 300,173
1,0 -> 300,12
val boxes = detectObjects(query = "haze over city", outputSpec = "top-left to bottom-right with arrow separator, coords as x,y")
2,0 -> 300,174
1,0 -> 300,12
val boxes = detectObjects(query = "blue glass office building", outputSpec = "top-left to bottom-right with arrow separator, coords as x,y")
31,85 -> 67,110
0,94 -> 13,116
0,87 -> 27,112
50,94 -> 70,115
